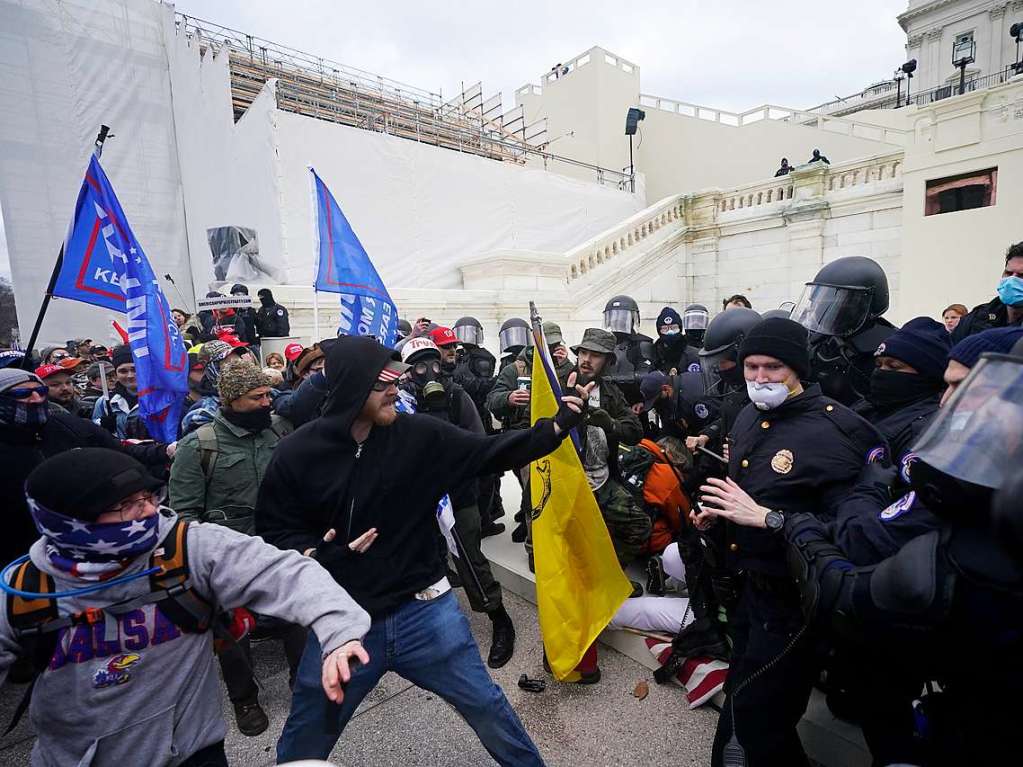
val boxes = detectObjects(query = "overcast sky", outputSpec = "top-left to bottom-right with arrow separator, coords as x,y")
0,0 -> 910,280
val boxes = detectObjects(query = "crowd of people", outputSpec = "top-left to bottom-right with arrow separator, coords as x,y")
0,245 -> 1021,767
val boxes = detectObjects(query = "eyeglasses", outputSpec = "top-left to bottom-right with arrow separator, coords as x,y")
5,385 -> 49,399
106,488 -> 166,519
371,379 -> 397,392
50,352 -> 69,361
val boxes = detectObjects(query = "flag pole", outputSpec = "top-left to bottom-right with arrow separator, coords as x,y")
22,126 -> 112,369
313,287 -> 320,339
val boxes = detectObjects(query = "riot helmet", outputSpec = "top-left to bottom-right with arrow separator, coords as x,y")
910,351 -> 1023,519
603,295 -> 640,336
698,308 -> 762,393
453,316 -> 484,348
682,304 -> 709,332
791,256 -> 889,337
499,318 -> 532,354
761,307 -> 793,321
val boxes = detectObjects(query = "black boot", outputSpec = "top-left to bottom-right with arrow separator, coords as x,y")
481,521 -> 506,538
232,697 -> 269,736
511,521 -> 527,543
487,605 -> 516,669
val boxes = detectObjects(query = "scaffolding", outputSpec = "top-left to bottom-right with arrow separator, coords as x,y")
174,14 -> 626,187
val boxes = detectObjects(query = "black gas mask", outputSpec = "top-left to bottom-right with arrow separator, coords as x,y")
410,356 -> 447,410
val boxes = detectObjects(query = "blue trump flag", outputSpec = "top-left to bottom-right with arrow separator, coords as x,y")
53,154 -> 188,442
310,168 -> 398,346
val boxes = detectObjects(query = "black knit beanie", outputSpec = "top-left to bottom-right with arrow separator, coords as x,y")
739,318 -> 810,380
26,448 -> 163,521
111,344 -> 133,368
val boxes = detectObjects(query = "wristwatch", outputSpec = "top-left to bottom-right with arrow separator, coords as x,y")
764,509 -> 785,533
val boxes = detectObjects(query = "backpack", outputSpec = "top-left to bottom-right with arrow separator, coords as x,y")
195,420 -> 287,481
618,443 -> 659,502
4,518 -> 217,732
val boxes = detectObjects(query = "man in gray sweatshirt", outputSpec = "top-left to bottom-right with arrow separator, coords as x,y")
0,448 -> 370,767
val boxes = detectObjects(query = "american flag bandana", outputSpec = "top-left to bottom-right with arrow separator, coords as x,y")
26,493 -> 160,566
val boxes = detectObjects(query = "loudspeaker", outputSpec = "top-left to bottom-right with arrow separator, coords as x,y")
625,107 -> 646,136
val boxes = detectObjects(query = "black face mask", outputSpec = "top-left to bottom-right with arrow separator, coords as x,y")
222,405 -> 272,432
685,330 -> 705,348
868,369 -> 941,411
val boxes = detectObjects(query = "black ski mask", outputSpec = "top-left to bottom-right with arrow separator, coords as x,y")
222,405 -> 272,432
868,369 -> 940,411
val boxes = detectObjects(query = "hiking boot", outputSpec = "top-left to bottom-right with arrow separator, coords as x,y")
645,556 -> 667,596
487,606 -> 516,668
629,580 -> 643,598
232,698 -> 269,736
511,521 -> 528,543
481,521 -> 506,538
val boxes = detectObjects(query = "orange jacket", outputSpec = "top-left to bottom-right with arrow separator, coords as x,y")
635,439 -> 691,554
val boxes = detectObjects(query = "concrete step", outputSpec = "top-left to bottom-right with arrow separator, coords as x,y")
482,478 -> 871,767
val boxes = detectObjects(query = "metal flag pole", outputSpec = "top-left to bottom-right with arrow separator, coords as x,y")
22,126 -> 113,369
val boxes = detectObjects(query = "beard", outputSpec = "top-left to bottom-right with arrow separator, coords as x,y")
371,399 -> 398,426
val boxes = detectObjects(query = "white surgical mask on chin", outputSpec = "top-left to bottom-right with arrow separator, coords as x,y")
746,381 -> 791,411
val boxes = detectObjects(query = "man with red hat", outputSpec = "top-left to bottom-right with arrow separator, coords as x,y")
36,359 -> 84,415
430,325 -> 460,375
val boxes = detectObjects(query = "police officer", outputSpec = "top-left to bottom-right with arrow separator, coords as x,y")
230,284 -> 260,347
691,307 -> 762,457
856,316 -> 950,478
255,288 -> 290,339
682,303 -> 710,349
451,316 -> 505,536
652,307 -> 701,375
497,317 -> 532,370
694,317 -> 887,767
637,371 -> 718,443
792,256 -> 896,406
602,295 -> 656,403
773,348 -> 1023,766
399,337 -> 516,668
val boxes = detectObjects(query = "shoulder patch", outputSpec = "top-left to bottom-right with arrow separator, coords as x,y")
694,402 -> 710,420
880,491 -> 916,522
277,309 -> 284,316
899,451 -> 917,483
866,445 -> 887,465
687,362 -> 701,373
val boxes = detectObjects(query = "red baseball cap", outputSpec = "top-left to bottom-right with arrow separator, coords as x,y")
284,342 -> 304,362
35,364 -> 68,380
430,327 -> 458,347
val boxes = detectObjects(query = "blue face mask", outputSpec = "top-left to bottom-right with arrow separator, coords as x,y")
997,276 -> 1023,308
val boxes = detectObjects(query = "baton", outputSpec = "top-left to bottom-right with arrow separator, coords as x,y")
697,445 -> 727,464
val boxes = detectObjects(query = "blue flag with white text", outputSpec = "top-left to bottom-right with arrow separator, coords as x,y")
54,155 -> 188,442
311,168 -> 398,347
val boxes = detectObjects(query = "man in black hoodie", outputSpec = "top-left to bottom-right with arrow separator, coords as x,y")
257,335 -> 590,766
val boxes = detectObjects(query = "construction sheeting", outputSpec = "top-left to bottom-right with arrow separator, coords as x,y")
0,0 -> 194,344
275,111 -> 642,290
0,0 -> 644,345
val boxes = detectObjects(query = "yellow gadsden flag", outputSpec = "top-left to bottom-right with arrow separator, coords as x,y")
529,311 -> 633,680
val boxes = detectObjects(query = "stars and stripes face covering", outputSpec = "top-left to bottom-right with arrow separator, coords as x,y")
26,494 -> 161,579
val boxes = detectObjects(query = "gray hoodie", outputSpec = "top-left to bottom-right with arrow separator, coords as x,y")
0,510 -> 371,767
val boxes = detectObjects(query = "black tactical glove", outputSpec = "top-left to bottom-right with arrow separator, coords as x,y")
784,512 -> 853,624
553,395 -> 588,434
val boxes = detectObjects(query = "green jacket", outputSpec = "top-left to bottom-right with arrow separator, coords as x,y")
168,411 -> 292,534
486,347 -> 575,431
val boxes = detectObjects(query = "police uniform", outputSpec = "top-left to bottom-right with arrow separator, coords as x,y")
453,346 -> 502,527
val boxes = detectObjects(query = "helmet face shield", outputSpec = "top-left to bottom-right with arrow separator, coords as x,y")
683,308 -> 709,331
499,326 -> 531,352
913,354 -> 1023,490
791,283 -> 873,337
454,324 -> 484,346
604,308 -> 638,335
698,346 -> 737,394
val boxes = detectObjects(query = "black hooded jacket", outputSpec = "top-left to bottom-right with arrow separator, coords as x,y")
255,336 -> 565,615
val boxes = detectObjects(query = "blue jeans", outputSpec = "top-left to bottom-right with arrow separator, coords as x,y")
276,591 -> 545,766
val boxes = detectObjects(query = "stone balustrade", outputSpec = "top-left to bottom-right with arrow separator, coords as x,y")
564,194 -> 686,281
716,152 -> 903,214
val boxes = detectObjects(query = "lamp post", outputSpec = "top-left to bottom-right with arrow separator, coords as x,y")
900,59 -> 917,107
624,107 -> 645,193
952,38 -> 976,95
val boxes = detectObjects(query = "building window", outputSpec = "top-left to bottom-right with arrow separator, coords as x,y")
925,167 -> 997,215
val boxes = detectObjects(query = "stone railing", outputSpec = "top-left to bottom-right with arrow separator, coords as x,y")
564,194 -> 686,281
637,94 -> 909,146
516,46 -> 639,98
717,151 -> 904,214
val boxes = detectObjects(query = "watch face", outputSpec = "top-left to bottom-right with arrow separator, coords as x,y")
766,511 -> 784,531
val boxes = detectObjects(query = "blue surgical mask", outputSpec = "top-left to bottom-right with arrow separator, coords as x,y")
997,276 -> 1023,308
